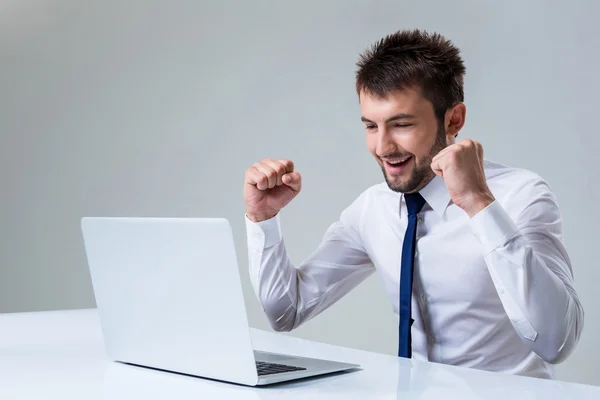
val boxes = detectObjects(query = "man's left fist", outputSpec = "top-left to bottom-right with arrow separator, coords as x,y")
430,139 -> 495,218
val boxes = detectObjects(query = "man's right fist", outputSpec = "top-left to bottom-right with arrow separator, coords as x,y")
244,159 -> 302,222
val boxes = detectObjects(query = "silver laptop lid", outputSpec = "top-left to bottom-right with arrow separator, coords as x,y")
81,217 -> 258,386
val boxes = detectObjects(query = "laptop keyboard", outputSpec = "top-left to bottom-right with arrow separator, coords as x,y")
256,361 -> 307,376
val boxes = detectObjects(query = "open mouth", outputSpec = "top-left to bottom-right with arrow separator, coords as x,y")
384,156 -> 413,174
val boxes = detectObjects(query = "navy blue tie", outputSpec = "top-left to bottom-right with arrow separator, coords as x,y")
398,192 -> 426,358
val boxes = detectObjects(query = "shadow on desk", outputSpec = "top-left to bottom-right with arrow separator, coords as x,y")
102,361 -> 362,400
101,358 -> 599,400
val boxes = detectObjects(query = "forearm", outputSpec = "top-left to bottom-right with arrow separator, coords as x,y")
246,215 -> 300,331
245,214 -> 374,332
485,239 -> 583,363
471,200 -> 583,363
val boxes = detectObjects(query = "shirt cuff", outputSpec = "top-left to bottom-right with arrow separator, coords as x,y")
469,200 -> 519,255
245,213 -> 283,249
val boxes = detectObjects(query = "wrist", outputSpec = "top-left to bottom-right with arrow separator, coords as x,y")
246,211 -> 278,223
463,192 -> 495,218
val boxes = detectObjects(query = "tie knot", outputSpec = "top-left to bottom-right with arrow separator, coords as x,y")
405,192 -> 426,216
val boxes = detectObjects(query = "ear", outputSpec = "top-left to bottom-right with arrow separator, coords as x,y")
445,103 -> 466,138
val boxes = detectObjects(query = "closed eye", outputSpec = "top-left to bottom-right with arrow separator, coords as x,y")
365,125 -> 377,131
394,123 -> 413,128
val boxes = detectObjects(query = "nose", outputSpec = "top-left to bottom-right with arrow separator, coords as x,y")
375,127 -> 396,157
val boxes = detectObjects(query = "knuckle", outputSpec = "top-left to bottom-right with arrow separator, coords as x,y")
273,163 -> 284,173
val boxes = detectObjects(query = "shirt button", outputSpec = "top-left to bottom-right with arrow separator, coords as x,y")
417,216 -> 424,223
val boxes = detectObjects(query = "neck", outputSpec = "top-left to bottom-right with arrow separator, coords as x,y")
405,171 -> 436,194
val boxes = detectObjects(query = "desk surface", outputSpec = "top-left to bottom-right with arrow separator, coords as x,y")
0,309 -> 598,399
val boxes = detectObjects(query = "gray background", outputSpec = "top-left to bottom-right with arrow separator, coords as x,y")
1,0 -> 598,386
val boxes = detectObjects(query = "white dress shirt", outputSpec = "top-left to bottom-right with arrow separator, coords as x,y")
245,160 -> 584,378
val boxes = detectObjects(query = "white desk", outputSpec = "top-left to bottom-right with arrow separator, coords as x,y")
0,309 -> 598,399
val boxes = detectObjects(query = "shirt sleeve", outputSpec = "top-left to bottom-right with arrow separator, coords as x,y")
469,177 -> 584,364
245,193 -> 375,332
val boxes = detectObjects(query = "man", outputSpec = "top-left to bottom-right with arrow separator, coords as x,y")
242,29 -> 583,378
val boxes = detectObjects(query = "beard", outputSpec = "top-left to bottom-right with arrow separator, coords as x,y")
381,124 -> 448,193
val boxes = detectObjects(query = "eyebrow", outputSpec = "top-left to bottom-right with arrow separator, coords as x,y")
361,113 -> 415,124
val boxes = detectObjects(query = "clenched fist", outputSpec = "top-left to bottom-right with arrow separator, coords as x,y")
244,158 -> 302,222
430,139 -> 495,218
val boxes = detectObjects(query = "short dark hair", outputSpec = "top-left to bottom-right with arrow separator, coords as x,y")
355,29 -> 466,121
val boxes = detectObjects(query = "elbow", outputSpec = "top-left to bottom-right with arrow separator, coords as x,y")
529,331 -> 571,364
539,346 -> 565,365
269,319 -> 294,333
258,295 -> 300,333
538,317 -> 584,365
535,330 -> 579,365
537,334 -> 570,364
265,311 -> 298,333
539,340 -> 576,365
537,292 -> 585,365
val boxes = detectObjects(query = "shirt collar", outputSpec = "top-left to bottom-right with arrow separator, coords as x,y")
401,175 -> 452,218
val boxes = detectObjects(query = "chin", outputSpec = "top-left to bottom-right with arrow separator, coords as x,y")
384,175 -> 409,193
384,169 -> 430,194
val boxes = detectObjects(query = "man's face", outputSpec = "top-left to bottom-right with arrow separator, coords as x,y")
360,87 -> 450,193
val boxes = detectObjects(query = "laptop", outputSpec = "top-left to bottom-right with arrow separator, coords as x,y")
81,217 -> 359,386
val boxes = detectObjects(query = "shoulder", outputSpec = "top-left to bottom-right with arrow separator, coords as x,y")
484,160 -> 554,197
341,182 -> 384,214
483,160 -> 561,221
338,182 -> 394,226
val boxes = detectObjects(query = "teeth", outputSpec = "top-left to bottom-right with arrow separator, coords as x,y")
388,157 -> 409,165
